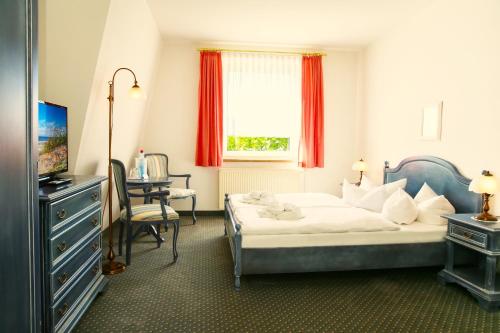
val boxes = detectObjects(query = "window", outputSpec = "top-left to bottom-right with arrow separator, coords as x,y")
222,52 -> 301,161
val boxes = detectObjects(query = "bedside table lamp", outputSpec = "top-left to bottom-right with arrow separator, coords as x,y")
352,158 -> 368,186
103,67 -> 144,275
469,170 -> 498,222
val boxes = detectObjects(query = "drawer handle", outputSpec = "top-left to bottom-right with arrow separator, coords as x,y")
463,231 -> 473,239
58,303 -> 69,317
57,242 -> 67,253
56,209 -> 67,220
91,242 -> 99,252
92,265 -> 100,275
91,217 -> 99,226
57,272 -> 69,285
91,192 -> 99,201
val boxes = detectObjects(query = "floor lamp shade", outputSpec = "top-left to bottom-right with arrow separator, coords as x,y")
129,82 -> 144,99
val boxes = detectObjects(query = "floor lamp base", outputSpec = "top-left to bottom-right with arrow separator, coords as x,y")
102,260 -> 126,275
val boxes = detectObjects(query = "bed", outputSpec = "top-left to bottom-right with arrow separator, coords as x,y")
223,156 -> 482,289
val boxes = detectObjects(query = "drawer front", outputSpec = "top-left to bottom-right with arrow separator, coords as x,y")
50,232 -> 101,301
51,256 -> 102,329
50,210 -> 101,267
50,185 -> 101,231
449,224 -> 488,248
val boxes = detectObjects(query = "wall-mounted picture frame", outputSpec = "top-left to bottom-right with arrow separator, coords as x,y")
421,102 -> 443,141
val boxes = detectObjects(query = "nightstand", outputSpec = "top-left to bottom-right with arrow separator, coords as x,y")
438,214 -> 500,311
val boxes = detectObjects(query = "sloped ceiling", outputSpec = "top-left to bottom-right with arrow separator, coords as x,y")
147,0 -> 436,46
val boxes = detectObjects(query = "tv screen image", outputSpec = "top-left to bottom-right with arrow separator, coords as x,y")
38,101 -> 68,177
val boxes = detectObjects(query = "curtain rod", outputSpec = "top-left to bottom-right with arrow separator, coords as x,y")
197,48 -> 326,56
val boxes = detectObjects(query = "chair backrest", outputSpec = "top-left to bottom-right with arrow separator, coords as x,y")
111,159 -> 130,211
145,153 -> 169,178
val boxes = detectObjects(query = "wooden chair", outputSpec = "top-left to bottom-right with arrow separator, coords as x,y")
111,159 -> 180,265
145,153 -> 197,224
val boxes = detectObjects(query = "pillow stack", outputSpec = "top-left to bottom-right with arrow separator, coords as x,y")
413,183 -> 455,225
382,188 -> 418,224
342,177 -> 407,213
342,177 -> 455,225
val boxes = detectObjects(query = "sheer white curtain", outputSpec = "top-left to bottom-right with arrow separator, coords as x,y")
222,52 -> 301,158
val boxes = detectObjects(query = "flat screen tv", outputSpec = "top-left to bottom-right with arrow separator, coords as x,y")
38,101 -> 68,179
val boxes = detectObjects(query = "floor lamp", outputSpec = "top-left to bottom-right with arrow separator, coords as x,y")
102,67 -> 143,275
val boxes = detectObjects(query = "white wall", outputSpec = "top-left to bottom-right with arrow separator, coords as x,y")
141,40 -> 218,210
142,41 -> 363,210
75,0 -> 162,227
39,0 -> 110,172
362,0 -> 500,211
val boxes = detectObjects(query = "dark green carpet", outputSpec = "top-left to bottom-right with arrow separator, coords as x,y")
75,217 -> 500,333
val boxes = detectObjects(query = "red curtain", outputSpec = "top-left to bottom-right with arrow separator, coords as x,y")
195,51 -> 223,167
300,55 -> 324,168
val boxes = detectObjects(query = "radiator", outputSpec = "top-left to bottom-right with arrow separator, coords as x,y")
218,168 -> 305,209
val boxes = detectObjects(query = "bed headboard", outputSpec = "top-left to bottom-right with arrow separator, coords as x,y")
384,156 -> 481,213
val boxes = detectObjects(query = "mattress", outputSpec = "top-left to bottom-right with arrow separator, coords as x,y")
241,222 -> 446,248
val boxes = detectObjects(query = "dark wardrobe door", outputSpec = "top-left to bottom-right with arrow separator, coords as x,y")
0,0 -> 40,332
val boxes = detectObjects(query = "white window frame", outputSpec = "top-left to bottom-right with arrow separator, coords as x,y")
222,52 -> 301,162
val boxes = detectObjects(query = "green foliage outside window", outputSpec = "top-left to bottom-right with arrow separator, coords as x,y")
42,129 -> 67,155
227,136 -> 290,152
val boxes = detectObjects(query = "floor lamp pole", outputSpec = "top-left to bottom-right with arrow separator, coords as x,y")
102,78 -> 125,275
102,67 -> 142,275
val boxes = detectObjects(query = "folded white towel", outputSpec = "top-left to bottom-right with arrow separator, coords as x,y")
258,203 -> 304,220
241,191 -> 278,206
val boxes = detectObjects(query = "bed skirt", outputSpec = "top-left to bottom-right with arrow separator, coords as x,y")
240,242 -> 448,275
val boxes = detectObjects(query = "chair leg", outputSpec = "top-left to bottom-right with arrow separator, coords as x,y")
118,220 -> 124,256
126,223 -> 133,266
172,220 -> 180,262
165,199 -> 171,232
191,195 -> 197,225
155,224 -> 162,248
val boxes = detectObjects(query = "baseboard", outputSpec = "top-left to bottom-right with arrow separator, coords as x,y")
177,210 -> 224,217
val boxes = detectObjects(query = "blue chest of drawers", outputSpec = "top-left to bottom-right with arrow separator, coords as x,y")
39,175 -> 108,332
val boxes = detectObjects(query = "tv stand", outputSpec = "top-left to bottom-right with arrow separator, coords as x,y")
39,175 -> 108,332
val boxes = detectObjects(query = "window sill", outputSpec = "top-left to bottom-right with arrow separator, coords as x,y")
223,157 -> 295,163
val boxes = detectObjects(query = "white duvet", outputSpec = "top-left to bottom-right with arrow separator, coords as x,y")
234,206 -> 400,235
230,192 -> 349,209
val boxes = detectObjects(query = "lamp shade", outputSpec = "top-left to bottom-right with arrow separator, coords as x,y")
352,159 -> 368,172
469,171 -> 498,194
129,83 -> 144,99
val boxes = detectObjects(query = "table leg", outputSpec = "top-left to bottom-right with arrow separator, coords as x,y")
141,185 -> 155,204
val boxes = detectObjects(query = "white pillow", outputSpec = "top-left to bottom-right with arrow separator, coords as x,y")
417,195 -> 455,225
382,188 -> 418,224
414,182 -> 438,204
356,178 -> 408,213
360,175 -> 376,191
385,178 -> 408,195
342,179 -> 367,206
356,186 -> 388,212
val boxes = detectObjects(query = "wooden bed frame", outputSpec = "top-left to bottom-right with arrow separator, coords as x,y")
223,156 -> 482,290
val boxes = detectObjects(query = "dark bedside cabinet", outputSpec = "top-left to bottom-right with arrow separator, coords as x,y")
438,214 -> 500,311
39,175 -> 108,332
